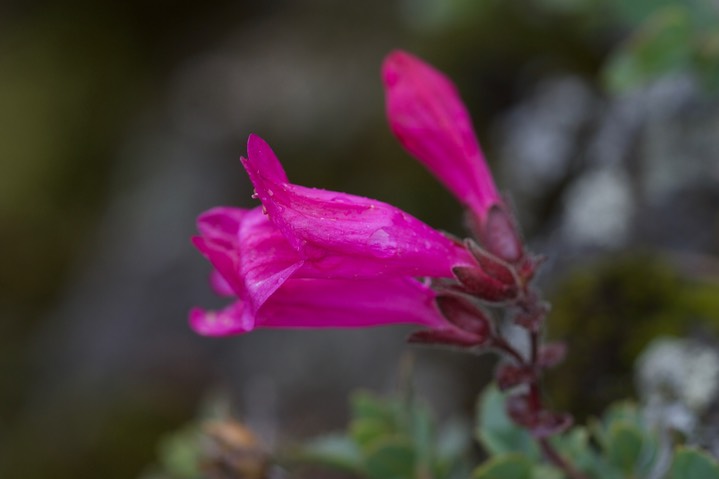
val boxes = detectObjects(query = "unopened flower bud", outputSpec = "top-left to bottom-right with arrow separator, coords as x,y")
538,342 -> 567,369
464,238 -> 517,285
452,265 -> 518,303
506,394 -> 572,438
531,411 -> 572,438
506,393 -> 535,428
514,292 -> 549,331
496,363 -> 535,391
435,295 -> 491,338
480,205 -> 524,264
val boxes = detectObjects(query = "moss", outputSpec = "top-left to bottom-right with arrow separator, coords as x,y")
545,253 -> 719,419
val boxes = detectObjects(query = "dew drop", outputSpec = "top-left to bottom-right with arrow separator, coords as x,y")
367,228 -> 399,258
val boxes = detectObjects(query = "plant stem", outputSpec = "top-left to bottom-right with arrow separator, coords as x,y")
522,295 -> 589,479
490,335 -> 526,364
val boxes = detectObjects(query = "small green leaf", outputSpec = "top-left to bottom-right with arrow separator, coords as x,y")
669,447 -> 719,479
531,464 -> 564,479
292,434 -> 363,473
551,427 -> 600,475
606,423 -> 644,473
476,385 -> 540,459
351,390 -> 396,424
604,6 -> 694,92
409,400 -> 434,469
156,426 -> 201,478
350,418 -> 396,450
592,401 -> 642,448
364,437 -> 417,479
603,402 -> 642,430
472,454 -> 532,479
695,29 -> 719,91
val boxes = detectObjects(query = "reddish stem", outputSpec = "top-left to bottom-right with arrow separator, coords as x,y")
490,335 -> 526,365
522,306 -> 589,479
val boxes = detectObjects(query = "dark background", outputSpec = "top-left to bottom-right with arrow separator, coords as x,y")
2,1 -> 718,477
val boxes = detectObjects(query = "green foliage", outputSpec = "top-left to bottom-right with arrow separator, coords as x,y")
475,385 -> 539,460
601,3 -> 719,92
365,438 -> 417,479
537,0 -> 719,92
604,6 -> 695,92
474,385 -> 719,479
294,434 -> 363,473
670,447 -> 719,479
472,454 -> 532,479
144,384 -> 719,479
152,425 -> 203,479
295,389 -> 472,479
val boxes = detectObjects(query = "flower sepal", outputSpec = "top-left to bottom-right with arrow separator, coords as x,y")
435,294 -> 491,338
464,238 -> 517,286
506,393 -> 573,438
452,265 -> 519,303
495,363 -> 536,391
407,328 -> 487,348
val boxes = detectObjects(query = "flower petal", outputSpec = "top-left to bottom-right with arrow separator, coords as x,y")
382,50 -> 501,221
197,206 -> 249,241
192,235 -> 243,296
236,207 -> 304,310
189,276 -> 447,337
259,277 -> 445,329
194,205 -> 306,311
210,269 -> 235,297
242,134 -> 472,278
190,301 -> 251,336
246,132 -> 289,184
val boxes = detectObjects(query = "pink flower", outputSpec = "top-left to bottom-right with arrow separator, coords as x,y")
382,50 -> 522,262
189,51 -> 530,342
190,204 -> 471,337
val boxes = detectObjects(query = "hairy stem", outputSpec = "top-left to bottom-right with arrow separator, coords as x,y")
516,291 -> 589,479
490,335 -> 526,365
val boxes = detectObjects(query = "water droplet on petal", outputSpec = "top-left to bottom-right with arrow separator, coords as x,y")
367,228 -> 399,258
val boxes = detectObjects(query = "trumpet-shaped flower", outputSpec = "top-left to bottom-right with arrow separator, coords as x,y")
191,204 -> 476,337
190,50 -> 526,342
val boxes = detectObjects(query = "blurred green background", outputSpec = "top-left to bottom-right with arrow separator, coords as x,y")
2,0 -> 719,478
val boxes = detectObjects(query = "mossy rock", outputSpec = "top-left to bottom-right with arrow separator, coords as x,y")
545,253 -> 719,419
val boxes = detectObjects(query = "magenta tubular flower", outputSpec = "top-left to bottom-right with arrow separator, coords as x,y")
188,134 -> 510,339
241,134 -> 474,278
382,50 -> 522,262
190,204 -> 463,337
